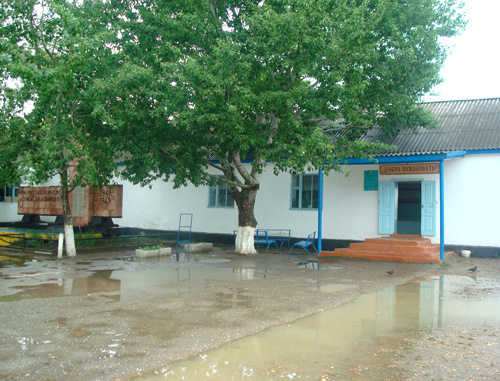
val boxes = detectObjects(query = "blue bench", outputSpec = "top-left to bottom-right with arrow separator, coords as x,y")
254,230 -> 279,252
233,229 -> 291,252
258,229 -> 291,250
290,231 -> 317,254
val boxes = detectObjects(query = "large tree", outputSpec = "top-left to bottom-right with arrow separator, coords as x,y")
105,0 -> 465,254
0,0 -> 121,256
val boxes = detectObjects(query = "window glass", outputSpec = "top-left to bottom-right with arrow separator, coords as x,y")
5,187 -> 13,202
312,176 -> 319,209
208,179 -> 234,208
291,174 -> 319,210
209,186 -> 217,207
0,186 -> 20,203
223,184 -> 234,207
291,188 -> 299,209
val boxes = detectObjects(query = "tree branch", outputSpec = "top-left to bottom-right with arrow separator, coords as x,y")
32,3 -> 57,63
205,172 -> 253,189
232,150 -> 255,185
209,0 -> 217,19
205,159 -> 224,172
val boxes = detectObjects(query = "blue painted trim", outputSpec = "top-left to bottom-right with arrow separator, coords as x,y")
465,149 -> 500,155
445,151 -> 466,158
342,154 -> 448,165
439,160 -> 445,261
121,149 -> 500,168
338,149 -> 500,166
318,169 -> 323,254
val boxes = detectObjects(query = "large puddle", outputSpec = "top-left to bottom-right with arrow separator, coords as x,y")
139,275 -> 500,380
1,256 -> 498,379
0,259 -> 269,301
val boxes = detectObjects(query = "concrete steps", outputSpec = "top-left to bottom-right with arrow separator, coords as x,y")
319,234 -> 446,263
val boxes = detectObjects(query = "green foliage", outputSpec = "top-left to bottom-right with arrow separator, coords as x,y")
105,0 -> 465,196
25,230 -> 48,247
74,230 -> 102,247
1,0 -> 129,256
139,244 -> 168,251
1,0 -> 121,189
1,0 -> 466,236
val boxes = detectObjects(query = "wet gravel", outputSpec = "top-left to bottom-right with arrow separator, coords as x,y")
0,247 -> 498,380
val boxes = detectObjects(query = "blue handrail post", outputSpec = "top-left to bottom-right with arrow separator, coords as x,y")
439,160 -> 445,261
318,169 -> 323,254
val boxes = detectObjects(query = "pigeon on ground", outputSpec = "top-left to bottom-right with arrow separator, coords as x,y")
468,266 -> 477,272
387,270 -> 394,276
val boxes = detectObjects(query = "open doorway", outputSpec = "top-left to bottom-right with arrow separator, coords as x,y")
396,182 -> 421,234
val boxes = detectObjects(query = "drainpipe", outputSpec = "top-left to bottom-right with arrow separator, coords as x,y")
318,169 -> 323,254
439,160 -> 445,261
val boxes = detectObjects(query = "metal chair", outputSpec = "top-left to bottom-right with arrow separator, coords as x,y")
290,231 -> 317,254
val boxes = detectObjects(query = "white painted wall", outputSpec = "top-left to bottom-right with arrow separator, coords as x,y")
444,154 -> 500,247
2,153 -> 499,248
120,176 -> 239,234
0,202 -> 19,222
120,162 -> 443,242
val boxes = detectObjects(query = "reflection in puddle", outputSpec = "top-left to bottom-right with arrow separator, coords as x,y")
0,265 -> 269,302
297,260 -> 321,270
198,259 -> 232,264
1,270 -> 121,301
232,268 -> 268,279
141,275 -> 500,380
214,287 -> 253,309
0,256 -> 28,267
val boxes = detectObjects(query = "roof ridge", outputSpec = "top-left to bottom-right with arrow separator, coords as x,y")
422,97 -> 500,104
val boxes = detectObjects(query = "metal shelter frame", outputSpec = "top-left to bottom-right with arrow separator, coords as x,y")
316,151 -> 500,261
174,213 -> 193,261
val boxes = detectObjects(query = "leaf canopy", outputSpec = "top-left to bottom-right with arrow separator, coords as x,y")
1,0 -> 123,188
105,0 -> 464,191
1,0 -> 466,195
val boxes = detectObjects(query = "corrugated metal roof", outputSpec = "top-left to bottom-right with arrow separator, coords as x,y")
206,98 -> 500,162
362,98 -> 500,156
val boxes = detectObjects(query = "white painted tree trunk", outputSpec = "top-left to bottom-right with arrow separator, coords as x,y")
64,222 -> 77,258
235,226 -> 257,255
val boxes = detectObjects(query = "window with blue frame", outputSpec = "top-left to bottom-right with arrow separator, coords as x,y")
291,174 -> 319,210
0,186 -> 19,203
208,179 -> 234,208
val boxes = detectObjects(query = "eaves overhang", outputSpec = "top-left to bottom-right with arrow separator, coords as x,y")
339,150 -> 500,165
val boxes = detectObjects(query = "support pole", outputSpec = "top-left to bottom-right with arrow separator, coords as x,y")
439,160 -> 445,261
318,169 -> 323,254
57,233 -> 64,259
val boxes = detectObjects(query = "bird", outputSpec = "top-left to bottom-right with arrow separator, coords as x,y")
387,270 -> 394,276
468,266 -> 477,272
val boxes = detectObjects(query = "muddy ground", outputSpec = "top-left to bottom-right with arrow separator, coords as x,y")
0,246 -> 498,380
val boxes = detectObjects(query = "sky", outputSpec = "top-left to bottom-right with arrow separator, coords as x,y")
424,0 -> 500,102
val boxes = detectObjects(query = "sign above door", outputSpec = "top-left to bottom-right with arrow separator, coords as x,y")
380,163 -> 439,175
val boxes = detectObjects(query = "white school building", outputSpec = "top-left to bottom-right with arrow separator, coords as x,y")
1,98 -> 499,259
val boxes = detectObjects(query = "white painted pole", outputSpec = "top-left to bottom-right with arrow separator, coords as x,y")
57,233 -> 64,259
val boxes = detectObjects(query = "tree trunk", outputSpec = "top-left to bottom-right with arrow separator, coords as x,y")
60,171 -> 77,257
234,187 -> 259,255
